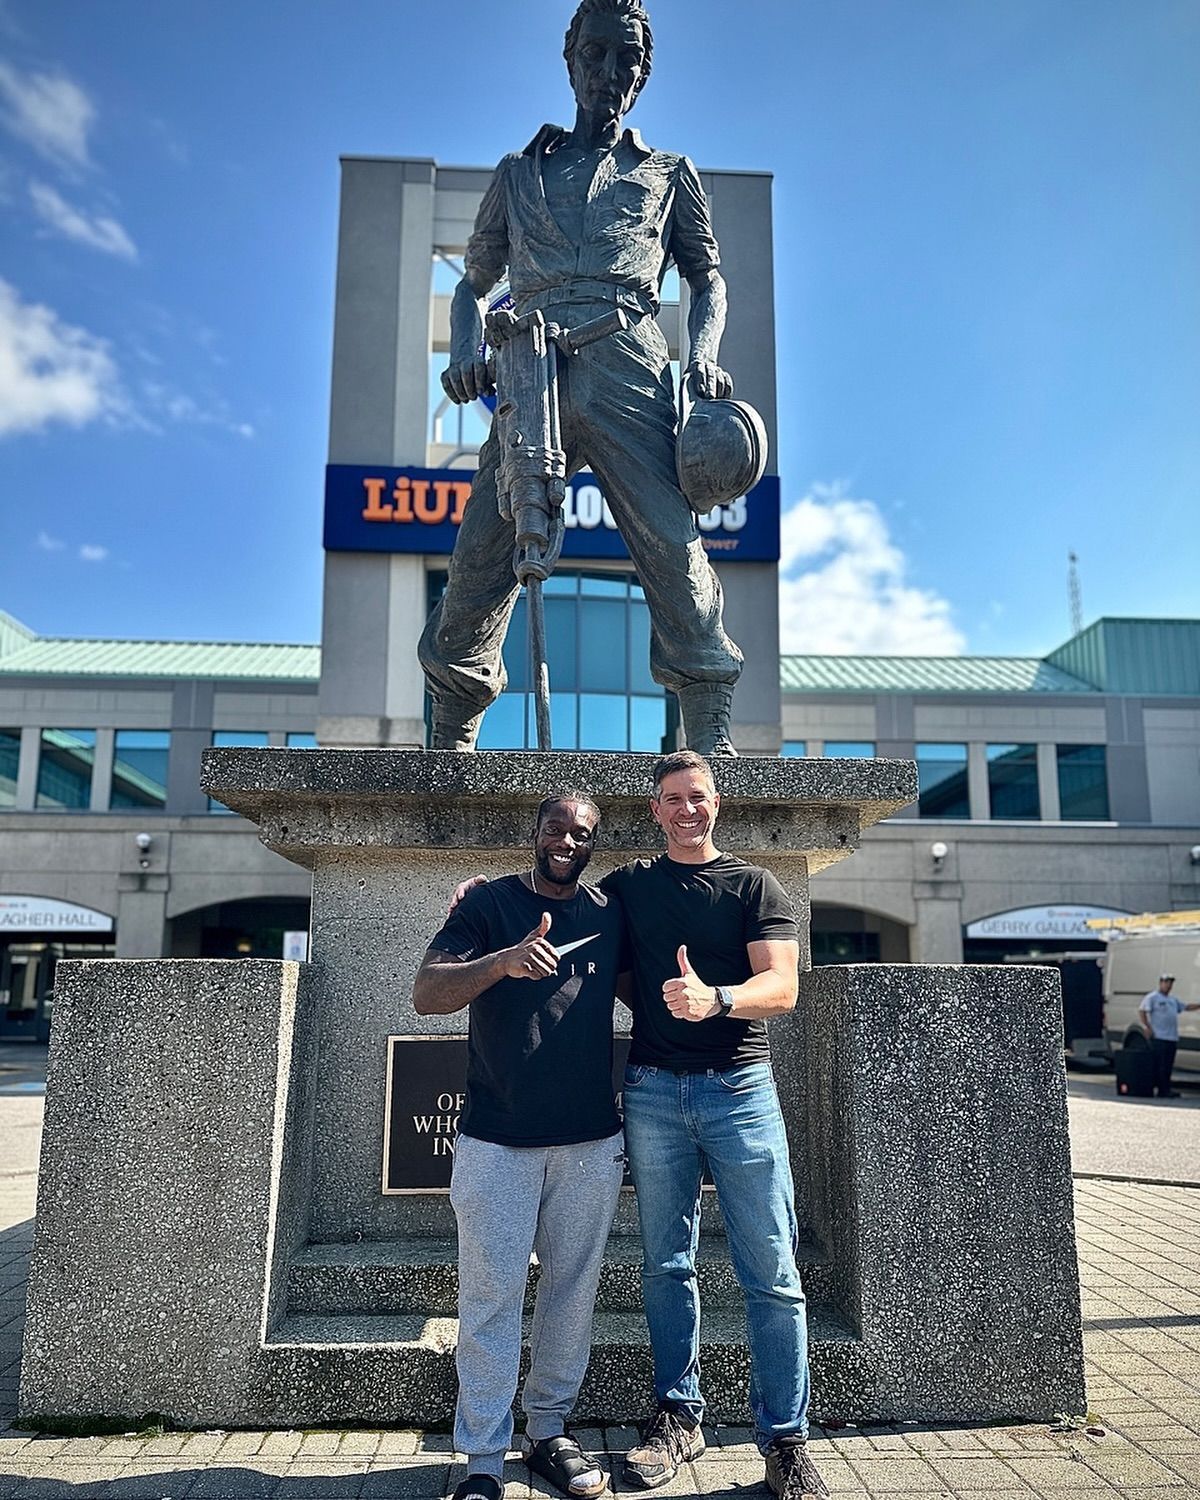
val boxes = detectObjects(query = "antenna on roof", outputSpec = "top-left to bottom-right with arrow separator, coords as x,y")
1068,551 -> 1083,636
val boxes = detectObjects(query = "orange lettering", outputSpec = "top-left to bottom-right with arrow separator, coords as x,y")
361,477 -> 392,521
392,477 -> 414,522
412,479 -> 448,524
451,482 -> 472,523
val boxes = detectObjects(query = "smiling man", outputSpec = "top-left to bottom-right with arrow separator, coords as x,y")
413,793 -> 626,1500
599,751 -> 824,1500
450,756 -> 826,1500
420,0 -> 743,756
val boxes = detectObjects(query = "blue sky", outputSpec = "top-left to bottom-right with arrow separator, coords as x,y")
0,0 -> 1196,658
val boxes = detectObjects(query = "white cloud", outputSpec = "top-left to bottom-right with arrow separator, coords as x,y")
35,528 -> 63,550
79,543 -> 108,562
778,485 -> 965,655
0,60 -> 93,166
29,181 -> 137,260
0,278 -> 125,436
141,379 -> 254,440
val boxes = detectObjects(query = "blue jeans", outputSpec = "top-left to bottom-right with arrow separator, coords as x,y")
622,1061 -> 810,1450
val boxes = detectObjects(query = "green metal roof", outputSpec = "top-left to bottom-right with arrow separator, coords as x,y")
1046,618 -> 1200,695
0,636 -> 320,682
779,654 -> 1095,695
0,609 -> 36,661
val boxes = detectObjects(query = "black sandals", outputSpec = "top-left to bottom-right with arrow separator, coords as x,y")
526,1433 -> 608,1497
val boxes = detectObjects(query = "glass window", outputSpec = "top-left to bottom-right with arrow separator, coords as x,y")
630,695 -> 667,753
987,743 -> 1040,819
580,694 -> 627,751
545,596 -> 578,691
824,741 -> 875,758
916,742 -> 970,819
209,731 -> 269,812
781,741 -> 807,757
0,729 -> 18,808
286,732 -> 318,749
36,730 -> 96,810
111,731 -> 169,810
425,568 -> 667,751
1057,744 -> 1109,820
580,599 -> 627,693
476,694 -> 526,751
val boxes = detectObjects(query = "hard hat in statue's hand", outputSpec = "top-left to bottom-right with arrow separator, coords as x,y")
676,374 -> 769,516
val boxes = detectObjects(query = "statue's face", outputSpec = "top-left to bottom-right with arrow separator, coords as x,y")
570,11 -> 647,125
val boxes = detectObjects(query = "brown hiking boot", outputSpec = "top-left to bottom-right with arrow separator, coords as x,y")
622,1406 -> 705,1488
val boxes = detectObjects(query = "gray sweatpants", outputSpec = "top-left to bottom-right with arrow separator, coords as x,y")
450,1129 -> 625,1477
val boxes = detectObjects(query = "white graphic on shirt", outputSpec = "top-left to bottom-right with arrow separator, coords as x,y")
553,932 -> 601,959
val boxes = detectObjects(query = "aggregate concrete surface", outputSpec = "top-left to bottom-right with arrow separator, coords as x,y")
3,1042 -> 1200,1498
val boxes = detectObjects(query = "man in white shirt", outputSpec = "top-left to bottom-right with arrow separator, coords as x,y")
1139,975 -> 1200,1098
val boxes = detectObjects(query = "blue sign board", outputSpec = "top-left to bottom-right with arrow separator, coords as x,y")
323,465 -> 781,564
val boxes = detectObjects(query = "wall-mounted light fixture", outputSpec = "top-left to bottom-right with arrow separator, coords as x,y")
134,831 -> 152,869
930,840 -> 949,871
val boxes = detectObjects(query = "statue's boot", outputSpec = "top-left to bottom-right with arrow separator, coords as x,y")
429,693 -> 485,752
677,683 -> 738,757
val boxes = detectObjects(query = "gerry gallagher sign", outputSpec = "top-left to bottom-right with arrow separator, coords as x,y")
0,896 -> 113,933
325,464 -> 781,563
965,905 -> 1131,942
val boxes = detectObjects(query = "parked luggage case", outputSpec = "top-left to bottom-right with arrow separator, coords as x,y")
1115,1047 -> 1155,1098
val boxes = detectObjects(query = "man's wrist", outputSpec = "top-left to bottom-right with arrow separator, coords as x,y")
712,985 -> 735,1018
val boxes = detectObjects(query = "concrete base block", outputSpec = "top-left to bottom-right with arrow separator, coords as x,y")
20,752 -> 1082,1430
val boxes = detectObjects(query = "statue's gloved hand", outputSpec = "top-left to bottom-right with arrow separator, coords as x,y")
441,357 -> 494,405
686,359 -> 733,401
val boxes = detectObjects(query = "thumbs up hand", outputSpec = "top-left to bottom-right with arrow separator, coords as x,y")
502,911 -> 558,980
663,944 -> 720,1022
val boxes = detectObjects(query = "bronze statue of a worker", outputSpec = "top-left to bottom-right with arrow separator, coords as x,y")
419,0 -> 744,755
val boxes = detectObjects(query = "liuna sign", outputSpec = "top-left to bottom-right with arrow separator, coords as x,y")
325,464 -> 781,563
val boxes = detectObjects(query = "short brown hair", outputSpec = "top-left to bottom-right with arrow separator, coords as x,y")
651,750 -> 715,799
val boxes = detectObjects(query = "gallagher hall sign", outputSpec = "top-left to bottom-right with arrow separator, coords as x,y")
324,464 -> 781,563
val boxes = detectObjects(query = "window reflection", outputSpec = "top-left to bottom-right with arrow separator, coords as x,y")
429,570 -> 668,752
987,743 -> 1039,819
0,729 -> 18,808
111,730 -> 169,810
1057,744 -> 1109,820
36,730 -> 96,810
916,742 -> 969,819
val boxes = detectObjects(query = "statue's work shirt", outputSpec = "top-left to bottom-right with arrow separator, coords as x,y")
465,125 -> 721,316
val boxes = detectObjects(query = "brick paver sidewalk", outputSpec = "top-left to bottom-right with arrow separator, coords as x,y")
2,1045 -> 1199,1497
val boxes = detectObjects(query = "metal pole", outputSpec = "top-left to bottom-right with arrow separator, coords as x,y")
527,577 -> 552,750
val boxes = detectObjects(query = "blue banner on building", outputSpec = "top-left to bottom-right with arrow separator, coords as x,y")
323,465 -> 781,563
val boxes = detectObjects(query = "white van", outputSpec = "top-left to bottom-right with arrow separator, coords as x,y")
1103,930 -> 1200,1078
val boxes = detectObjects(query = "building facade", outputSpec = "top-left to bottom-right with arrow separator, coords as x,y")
3,155 -> 1197,1044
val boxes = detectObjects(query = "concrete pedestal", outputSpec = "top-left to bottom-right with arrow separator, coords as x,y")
20,750 -> 1085,1428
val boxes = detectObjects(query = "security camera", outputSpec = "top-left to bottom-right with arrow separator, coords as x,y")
1191,845 -> 1200,866
134,832 -> 152,852
930,841 -> 949,864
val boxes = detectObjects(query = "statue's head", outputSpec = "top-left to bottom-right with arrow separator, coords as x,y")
563,0 -> 654,122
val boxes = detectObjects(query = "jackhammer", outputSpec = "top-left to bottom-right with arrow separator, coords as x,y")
487,305 -> 628,750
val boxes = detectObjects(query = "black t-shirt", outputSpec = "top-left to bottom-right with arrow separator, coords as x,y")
429,875 -> 625,1147
600,854 -> 798,1070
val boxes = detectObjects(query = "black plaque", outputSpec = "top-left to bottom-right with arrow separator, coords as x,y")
383,1034 -> 632,1194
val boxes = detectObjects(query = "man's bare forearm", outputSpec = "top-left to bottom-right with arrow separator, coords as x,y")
413,950 -> 507,1015
686,268 -> 728,367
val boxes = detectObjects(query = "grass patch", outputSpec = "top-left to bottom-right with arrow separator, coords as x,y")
14,1411 -> 174,1438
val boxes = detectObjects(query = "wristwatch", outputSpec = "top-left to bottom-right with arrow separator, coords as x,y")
714,985 -> 735,1016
